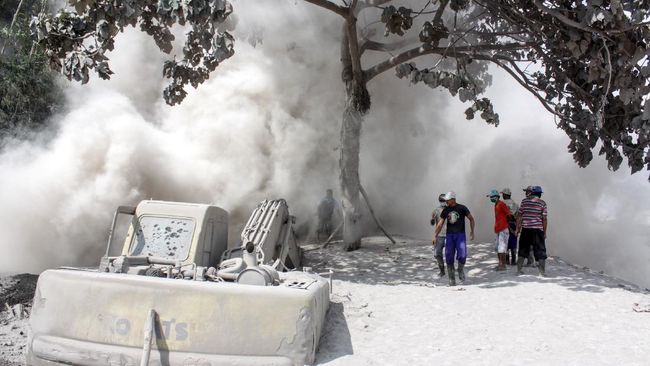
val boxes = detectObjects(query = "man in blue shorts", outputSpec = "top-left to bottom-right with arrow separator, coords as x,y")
434,191 -> 475,286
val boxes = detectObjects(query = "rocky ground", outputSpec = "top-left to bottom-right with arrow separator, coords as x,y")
0,274 -> 37,366
1,237 -> 649,365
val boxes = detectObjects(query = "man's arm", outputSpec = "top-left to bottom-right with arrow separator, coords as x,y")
467,213 -> 475,241
542,216 -> 547,239
434,217 -> 445,238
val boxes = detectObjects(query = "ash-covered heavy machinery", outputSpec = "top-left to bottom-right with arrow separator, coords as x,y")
28,199 -> 331,366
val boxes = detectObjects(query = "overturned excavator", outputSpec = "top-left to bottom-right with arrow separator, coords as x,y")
28,199 -> 331,366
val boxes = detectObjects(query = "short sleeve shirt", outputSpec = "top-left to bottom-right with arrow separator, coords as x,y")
494,200 -> 510,233
441,204 -> 471,234
519,197 -> 547,229
503,199 -> 519,218
433,205 -> 447,236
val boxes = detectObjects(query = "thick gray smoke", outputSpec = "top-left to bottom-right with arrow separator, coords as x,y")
0,1 -> 648,288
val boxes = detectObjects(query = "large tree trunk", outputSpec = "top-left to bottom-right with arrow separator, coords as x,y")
340,95 -> 363,251
339,10 -> 370,251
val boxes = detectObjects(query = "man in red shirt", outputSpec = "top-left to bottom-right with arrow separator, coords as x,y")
487,189 -> 510,271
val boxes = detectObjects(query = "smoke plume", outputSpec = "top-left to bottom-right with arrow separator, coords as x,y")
0,1 -> 648,288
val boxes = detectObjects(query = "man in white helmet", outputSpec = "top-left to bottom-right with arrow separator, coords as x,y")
434,191 -> 475,286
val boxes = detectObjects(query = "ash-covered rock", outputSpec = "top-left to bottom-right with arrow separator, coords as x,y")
0,274 -> 37,366
0,274 -> 38,307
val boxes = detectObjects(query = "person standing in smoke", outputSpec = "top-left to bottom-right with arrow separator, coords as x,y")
516,186 -> 548,276
434,191 -> 475,286
431,194 -> 447,278
316,189 -> 337,242
501,188 -> 519,265
487,189 -> 510,271
520,186 -> 537,266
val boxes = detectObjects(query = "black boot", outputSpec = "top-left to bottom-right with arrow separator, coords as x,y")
517,257 -> 525,275
457,263 -> 466,283
435,256 -> 446,278
447,263 -> 456,286
509,249 -> 517,265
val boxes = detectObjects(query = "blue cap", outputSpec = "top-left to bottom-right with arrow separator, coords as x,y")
486,189 -> 500,197
531,186 -> 543,193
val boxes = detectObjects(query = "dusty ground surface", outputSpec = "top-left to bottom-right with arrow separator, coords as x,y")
1,237 -> 649,365
0,274 -> 36,366
304,236 -> 650,366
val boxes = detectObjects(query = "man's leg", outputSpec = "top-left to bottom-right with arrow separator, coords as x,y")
496,229 -> 508,271
456,234 -> 467,283
508,221 -> 517,265
434,236 -> 446,277
517,229 -> 532,275
533,229 -> 548,276
445,233 -> 457,286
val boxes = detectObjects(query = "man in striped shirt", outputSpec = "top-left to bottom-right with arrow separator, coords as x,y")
516,186 -> 548,276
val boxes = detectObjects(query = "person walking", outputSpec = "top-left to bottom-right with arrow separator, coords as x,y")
487,189 -> 510,271
431,194 -> 447,278
316,189 -> 337,242
516,186 -> 548,276
501,188 -> 519,265
434,191 -> 475,286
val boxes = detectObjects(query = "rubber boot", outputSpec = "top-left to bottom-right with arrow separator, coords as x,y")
526,252 -> 535,267
505,251 -> 510,266
435,256 -> 446,278
517,257 -> 525,275
538,259 -> 546,277
510,249 -> 517,265
447,263 -> 456,286
457,263 -> 465,283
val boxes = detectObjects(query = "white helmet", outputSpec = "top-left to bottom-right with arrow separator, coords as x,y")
443,191 -> 456,201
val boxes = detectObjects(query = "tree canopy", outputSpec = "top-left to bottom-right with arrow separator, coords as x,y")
1,0 -> 62,136
32,0 -> 650,180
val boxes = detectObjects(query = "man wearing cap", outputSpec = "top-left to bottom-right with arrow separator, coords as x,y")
516,186 -> 548,276
501,188 -> 519,265
434,191 -> 475,286
431,194 -> 448,278
487,189 -> 510,271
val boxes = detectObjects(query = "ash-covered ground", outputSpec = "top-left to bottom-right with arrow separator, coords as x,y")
1,237 -> 649,365
0,274 -> 37,366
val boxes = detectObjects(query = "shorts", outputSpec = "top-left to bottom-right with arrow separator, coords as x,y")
495,228 -> 509,253
518,228 -> 547,261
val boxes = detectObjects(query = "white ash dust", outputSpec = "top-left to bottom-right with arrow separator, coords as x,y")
305,237 -> 650,365
0,0 -> 647,291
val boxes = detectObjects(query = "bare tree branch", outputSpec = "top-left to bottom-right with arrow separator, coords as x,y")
471,54 -> 561,117
433,0 -> 448,23
531,0 -> 622,38
346,1 -> 364,81
360,39 -> 411,54
365,42 -> 536,81
302,0 -> 348,17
